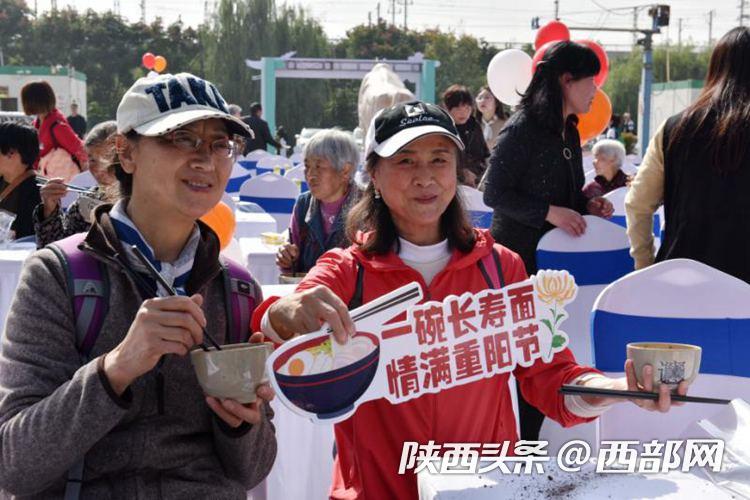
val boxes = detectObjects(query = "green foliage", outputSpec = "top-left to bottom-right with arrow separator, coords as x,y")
202,0 -> 331,135
5,4 -> 202,125
603,44 -> 711,128
0,0 -> 33,64
621,132 -> 637,155
3,0 -> 712,140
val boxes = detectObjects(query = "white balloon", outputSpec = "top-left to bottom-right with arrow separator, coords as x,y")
147,70 -> 159,78
486,49 -> 533,106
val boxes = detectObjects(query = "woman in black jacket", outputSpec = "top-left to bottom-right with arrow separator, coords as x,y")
442,84 -> 490,187
482,41 -> 613,441
0,122 -> 42,239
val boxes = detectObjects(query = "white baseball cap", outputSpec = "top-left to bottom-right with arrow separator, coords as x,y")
116,72 -> 254,139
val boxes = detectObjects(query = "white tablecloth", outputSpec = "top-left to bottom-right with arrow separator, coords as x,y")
235,211 -> 278,239
246,283 -> 332,500
418,459 -> 735,500
247,399 -> 335,500
240,237 -> 281,286
0,245 -> 35,329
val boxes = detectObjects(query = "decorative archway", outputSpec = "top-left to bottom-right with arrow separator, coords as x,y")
245,54 -> 438,136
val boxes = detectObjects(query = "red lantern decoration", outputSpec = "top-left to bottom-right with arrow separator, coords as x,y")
534,21 -> 570,50
576,39 -> 609,87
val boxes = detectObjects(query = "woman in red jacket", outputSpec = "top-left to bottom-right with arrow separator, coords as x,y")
21,80 -> 87,180
257,101 -> 687,499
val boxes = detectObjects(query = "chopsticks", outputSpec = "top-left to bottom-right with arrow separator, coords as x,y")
130,245 -> 222,352
325,284 -> 422,335
35,176 -> 91,194
559,384 -> 731,405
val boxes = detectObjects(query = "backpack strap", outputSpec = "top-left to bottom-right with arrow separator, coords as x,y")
48,232 -> 109,500
48,233 -> 109,362
348,262 -> 365,309
222,257 -> 258,344
477,247 -> 505,290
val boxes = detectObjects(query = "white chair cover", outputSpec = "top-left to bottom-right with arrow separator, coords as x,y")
238,173 -> 300,232
604,186 -> 661,241
458,185 -> 492,229
288,152 -> 303,165
283,166 -> 308,192
591,259 -> 750,447
225,162 -> 253,194
256,155 -> 293,176
237,149 -> 270,172
536,216 -> 634,454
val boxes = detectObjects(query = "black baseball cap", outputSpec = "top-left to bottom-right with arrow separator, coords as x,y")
364,101 -> 464,158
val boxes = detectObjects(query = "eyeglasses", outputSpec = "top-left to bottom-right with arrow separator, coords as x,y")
159,130 -> 245,159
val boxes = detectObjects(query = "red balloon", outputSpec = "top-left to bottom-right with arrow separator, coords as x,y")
534,21 -> 570,50
531,41 -> 558,73
576,39 -> 609,87
142,52 -> 156,70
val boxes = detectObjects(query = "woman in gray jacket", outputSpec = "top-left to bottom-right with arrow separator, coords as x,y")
0,73 -> 277,499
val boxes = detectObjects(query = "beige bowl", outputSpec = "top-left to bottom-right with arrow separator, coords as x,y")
279,273 -> 306,284
626,342 -> 702,392
190,342 -> 274,403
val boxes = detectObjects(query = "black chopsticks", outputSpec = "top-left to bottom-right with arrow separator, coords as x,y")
559,384 -> 731,405
325,284 -> 421,335
130,245 -> 222,352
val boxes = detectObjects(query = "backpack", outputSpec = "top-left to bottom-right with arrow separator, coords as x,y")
49,233 -> 258,500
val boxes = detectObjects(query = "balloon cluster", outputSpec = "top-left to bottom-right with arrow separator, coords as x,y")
141,52 -> 168,77
486,20 -> 612,144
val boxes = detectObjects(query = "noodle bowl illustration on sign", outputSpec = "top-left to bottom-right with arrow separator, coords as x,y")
267,272 -> 577,424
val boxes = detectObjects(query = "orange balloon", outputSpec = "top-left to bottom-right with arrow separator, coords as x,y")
200,202 -> 236,250
577,89 -> 612,145
153,55 -> 167,73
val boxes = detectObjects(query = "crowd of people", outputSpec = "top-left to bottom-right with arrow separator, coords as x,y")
0,25 -> 747,499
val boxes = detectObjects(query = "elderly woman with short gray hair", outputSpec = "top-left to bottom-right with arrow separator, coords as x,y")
276,129 -> 362,273
582,139 -> 631,199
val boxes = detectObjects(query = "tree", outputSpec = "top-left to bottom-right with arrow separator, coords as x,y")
604,44 -> 711,127
203,0 -> 330,135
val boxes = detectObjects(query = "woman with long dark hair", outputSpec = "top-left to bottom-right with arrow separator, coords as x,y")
474,86 -> 507,151
482,41 -> 614,441
626,27 -> 750,283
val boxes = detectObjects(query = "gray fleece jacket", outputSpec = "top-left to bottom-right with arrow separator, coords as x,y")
0,207 -> 277,499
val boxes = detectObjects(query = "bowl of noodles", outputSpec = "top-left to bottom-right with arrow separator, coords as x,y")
272,332 -> 380,419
